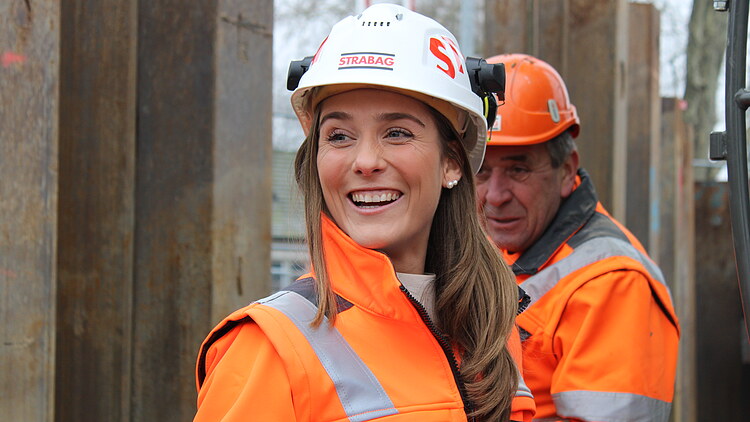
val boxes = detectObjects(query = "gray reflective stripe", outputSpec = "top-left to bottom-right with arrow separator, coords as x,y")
520,237 -> 671,309
532,418 -> 571,422
553,390 -> 671,422
516,368 -> 534,399
258,290 -> 399,421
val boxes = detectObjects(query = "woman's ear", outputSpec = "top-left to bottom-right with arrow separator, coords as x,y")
442,141 -> 463,187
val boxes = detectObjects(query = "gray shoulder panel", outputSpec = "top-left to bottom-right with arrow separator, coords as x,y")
259,290 -> 398,421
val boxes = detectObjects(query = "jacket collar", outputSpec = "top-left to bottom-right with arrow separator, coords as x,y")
509,169 -> 598,275
319,214 -> 424,322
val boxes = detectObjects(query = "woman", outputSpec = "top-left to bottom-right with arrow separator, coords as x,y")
194,4 -> 534,421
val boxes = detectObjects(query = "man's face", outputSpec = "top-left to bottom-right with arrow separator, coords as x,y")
475,144 -> 577,254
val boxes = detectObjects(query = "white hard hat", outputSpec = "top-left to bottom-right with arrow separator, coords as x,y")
287,3 -> 503,174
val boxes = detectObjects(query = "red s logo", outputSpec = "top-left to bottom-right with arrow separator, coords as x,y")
429,36 -> 464,79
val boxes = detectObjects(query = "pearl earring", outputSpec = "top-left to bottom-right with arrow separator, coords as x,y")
446,179 -> 459,189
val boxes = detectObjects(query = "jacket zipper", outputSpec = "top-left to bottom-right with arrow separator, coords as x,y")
399,285 -> 476,421
517,286 -> 531,315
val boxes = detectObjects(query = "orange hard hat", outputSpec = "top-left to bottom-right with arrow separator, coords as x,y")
485,54 -> 580,145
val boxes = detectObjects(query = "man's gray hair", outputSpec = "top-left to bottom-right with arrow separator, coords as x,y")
545,129 -> 577,168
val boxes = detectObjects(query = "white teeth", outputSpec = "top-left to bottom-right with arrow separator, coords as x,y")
351,192 -> 401,203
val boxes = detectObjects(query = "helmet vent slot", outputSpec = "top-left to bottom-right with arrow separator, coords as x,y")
361,21 -> 392,27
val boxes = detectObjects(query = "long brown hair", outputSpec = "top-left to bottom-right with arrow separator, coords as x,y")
294,100 -> 519,421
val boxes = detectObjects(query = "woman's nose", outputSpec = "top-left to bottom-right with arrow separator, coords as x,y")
352,138 -> 385,176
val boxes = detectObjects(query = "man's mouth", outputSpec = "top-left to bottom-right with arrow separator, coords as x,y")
350,190 -> 402,208
487,215 -> 522,226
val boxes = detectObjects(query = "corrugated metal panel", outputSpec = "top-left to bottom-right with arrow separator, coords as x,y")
273,150 -> 306,240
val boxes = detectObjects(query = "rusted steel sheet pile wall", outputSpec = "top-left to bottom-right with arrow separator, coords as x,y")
1,1 -> 60,421
2,1 -> 273,421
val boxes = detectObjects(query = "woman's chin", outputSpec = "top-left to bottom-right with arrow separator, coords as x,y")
348,233 -> 390,251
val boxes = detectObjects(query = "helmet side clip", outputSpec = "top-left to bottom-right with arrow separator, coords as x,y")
465,57 -> 505,100
287,56 -> 314,91
466,57 -> 505,128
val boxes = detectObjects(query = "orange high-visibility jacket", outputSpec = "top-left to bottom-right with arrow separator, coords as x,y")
503,170 -> 680,422
194,215 -> 535,422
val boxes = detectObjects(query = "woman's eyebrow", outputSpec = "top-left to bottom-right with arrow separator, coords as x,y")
377,112 -> 426,127
320,111 -> 352,126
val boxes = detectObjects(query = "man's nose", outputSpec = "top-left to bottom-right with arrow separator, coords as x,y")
482,167 -> 513,206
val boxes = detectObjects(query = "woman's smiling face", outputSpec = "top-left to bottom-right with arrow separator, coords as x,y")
316,88 -> 461,273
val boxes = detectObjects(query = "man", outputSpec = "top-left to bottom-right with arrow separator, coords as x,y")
477,54 -> 680,421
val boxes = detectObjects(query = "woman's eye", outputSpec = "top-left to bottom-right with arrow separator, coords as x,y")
325,131 -> 351,144
385,128 -> 413,141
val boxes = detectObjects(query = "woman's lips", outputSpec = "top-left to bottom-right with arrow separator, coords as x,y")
349,189 -> 402,208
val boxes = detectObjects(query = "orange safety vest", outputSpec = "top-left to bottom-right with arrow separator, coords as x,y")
195,215 -> 535,422
503,170 -> 680,422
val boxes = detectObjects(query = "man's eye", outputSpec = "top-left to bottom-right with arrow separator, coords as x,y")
476,168 -> 490,181
509,166 -> 530,175
506,166 -> 532,182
